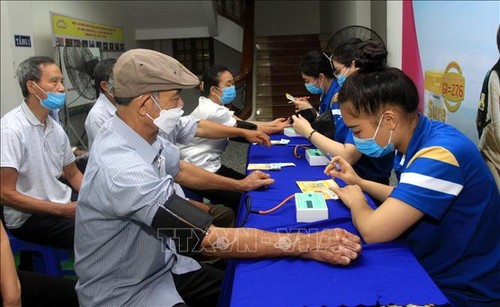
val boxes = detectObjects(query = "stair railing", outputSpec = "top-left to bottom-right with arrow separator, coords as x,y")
217,0 -> 254,119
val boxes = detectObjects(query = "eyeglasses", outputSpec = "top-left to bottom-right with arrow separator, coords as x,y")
333,67 -> 343,78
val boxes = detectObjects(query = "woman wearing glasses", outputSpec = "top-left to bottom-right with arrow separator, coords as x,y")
292,40 -> 394,186
327,43 -> 500,307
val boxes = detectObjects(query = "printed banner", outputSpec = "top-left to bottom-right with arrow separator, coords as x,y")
51,12 -> 124,52
405,1 -> 499,143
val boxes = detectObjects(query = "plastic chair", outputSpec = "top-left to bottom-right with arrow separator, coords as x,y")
7,231 -> 73,277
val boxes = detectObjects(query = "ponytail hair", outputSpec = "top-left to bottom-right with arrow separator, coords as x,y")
300,51 -> 334,79
200,64 -> 230,97
354,39 -> 387,70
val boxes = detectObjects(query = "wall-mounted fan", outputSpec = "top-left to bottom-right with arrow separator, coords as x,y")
326,25 -> 385,53
63,46 -> 100,101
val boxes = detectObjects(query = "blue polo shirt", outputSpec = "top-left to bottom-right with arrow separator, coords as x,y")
318,79 -> 340,114
390,115 -> 500,305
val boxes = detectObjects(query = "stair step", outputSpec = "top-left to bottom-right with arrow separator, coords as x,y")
256,57 -> 302,67
256,44 -> 316,53
256,34 -> 319,43
254,34 -> 321,120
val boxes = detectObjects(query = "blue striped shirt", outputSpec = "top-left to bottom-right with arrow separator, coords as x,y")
75,115 -> 200,306
390,115 -> 500,305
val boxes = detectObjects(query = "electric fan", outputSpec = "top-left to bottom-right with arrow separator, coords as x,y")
62,46 -> 100,101
325,25 -> 385,54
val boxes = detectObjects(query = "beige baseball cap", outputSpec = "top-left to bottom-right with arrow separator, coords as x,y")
113,49 -> 200,98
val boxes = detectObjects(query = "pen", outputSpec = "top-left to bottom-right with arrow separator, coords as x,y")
326,153 -> 342,172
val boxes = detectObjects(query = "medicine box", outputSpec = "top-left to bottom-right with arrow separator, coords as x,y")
305,149 -> 330,166
295,192 -> 328,223
284,127 -> 302,137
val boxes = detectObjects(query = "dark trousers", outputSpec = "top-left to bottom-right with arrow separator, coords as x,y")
173,262 -> 225,307
18,271 -> 78,307
0,271 -> 78,307
185,165 -> 246,211
9,214 -> 74,271
8,214 -> 74,249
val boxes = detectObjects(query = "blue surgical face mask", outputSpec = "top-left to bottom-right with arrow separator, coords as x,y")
216,85 -> 236,105
304,78 -> 323,95
33,82 -> 66,111
336,67 -> 350,87
353,115 -> 395,158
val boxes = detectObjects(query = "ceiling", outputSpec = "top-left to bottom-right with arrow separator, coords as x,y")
119,1 -> 218,39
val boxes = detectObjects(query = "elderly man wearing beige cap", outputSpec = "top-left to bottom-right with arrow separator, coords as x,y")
74,49 -> 362,307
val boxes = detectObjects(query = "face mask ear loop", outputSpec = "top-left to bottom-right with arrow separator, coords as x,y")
32,82 -> 47,101
150,95 -> 162,111
372,114 -> 385,139
386,129 -> 393,148
343,67 -> 350,77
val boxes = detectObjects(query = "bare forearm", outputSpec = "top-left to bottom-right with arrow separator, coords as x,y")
63,163 -> 83,192
1,190 -> 68,216
347,201 -> 378,243
175,161 -> 243,192
309,132 -> 360,164
201,227 -> 307,258
195,120 -> 245,139
201,226 -> 362,265
358,179 -> 393,203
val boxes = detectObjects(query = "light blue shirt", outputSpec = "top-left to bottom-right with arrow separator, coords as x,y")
75,115 -> 200,306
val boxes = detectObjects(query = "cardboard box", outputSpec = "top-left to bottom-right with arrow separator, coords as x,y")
305,149 -> 330,166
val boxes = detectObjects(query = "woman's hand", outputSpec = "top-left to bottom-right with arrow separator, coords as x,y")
291,114 -> 313,137
324,156 -> 362,186
330,184 -> 368,210
293,97 -> 313,111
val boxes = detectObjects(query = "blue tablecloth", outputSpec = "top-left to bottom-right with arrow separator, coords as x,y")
220,134 -> 449,307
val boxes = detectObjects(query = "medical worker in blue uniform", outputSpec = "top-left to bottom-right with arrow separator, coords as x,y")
327,42 -> 500,306
293,40 -> 393,185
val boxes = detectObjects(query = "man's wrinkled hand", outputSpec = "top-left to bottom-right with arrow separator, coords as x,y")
303,228 -> 362,266
240,170 -> 275,191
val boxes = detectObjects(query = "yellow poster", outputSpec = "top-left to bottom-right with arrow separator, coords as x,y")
51,12 -> 124,51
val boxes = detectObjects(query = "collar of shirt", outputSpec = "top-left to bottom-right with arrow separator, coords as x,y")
20,100 -> 55,130
97,93 -> 117,114
110,115 -> 164,165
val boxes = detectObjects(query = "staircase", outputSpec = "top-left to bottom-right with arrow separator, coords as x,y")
254,34 -> 321,121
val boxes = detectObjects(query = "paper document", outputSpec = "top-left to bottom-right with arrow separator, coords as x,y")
296,179 -> 339,200
271,139 -> 290,145
247,163 -> 296,171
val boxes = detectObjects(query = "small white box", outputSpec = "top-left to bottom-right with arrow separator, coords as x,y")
295,192 -> 329,223
305,149 -> 330,166
284,127 -> 302,137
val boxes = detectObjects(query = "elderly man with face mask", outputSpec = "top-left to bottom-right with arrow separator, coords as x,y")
74,49 -> 362,307
1,56 -> 82,250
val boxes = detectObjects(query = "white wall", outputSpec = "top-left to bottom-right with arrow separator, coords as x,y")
386,1 -> 403,68
1,1 -> 136,117
1,1 -> 36,116
319,1 -> 372,35
255,0 -> 320,36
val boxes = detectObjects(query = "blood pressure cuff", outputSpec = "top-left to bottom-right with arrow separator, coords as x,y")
229,120 -> 258,143
152,194 -> 214,255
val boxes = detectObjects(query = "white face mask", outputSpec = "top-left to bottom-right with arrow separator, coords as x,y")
146,96 -> 184,134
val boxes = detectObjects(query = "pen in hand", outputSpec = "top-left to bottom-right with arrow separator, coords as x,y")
326,153 -> 342,172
